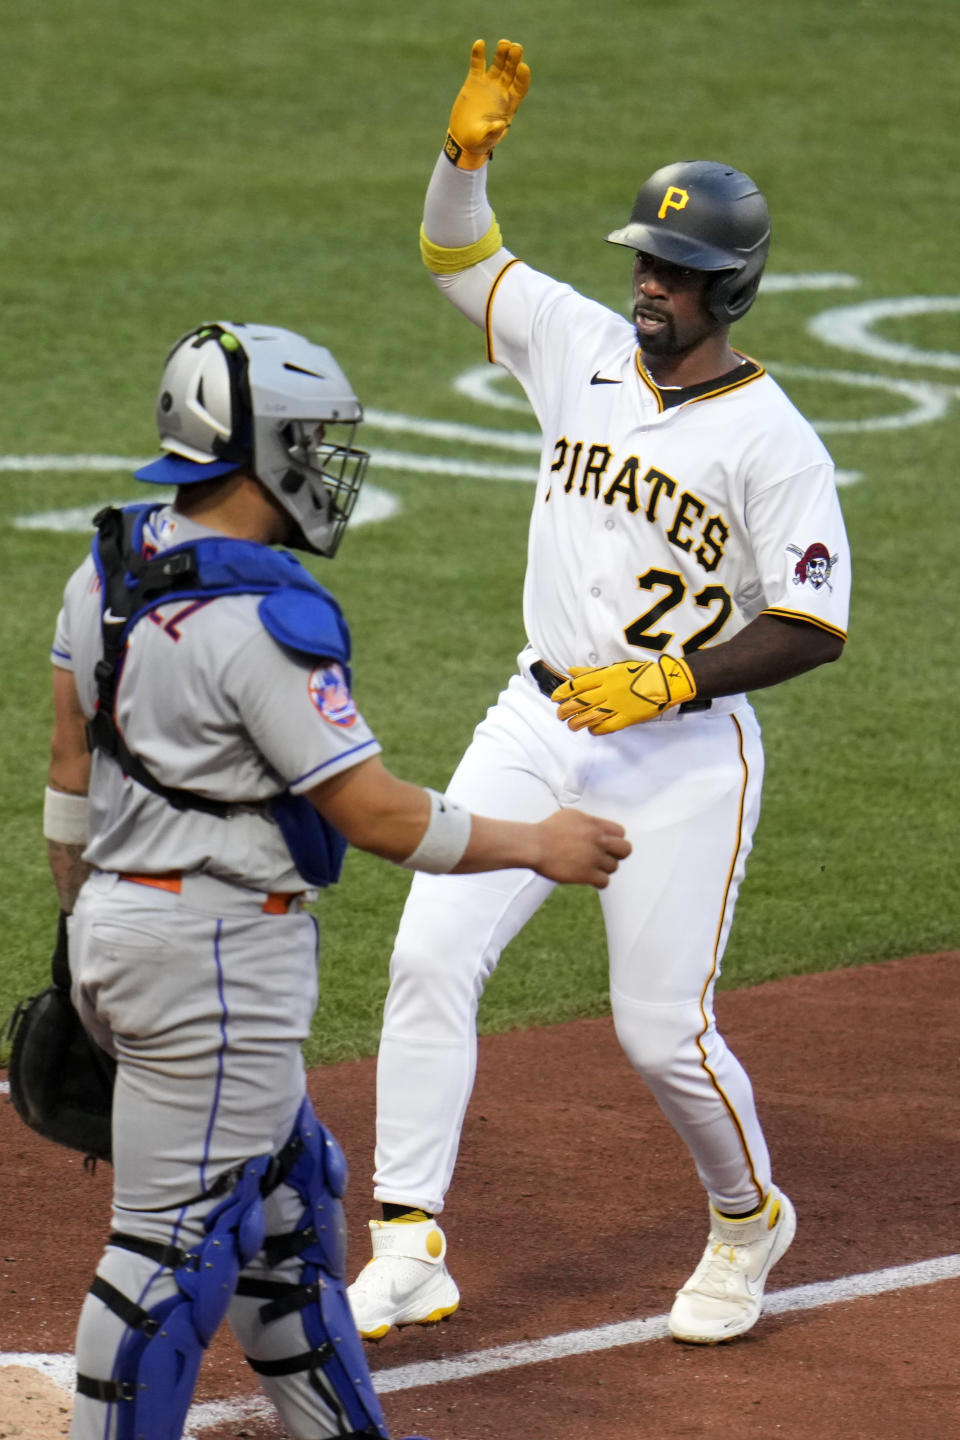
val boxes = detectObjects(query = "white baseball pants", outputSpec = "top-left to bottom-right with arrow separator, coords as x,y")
373,671 -> 772,1218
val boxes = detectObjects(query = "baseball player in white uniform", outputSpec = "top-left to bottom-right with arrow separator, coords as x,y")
44,320 -> 629,1440
347,41 -> 851,1346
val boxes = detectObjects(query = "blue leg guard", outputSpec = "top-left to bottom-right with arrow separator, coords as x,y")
235,1097 -> 391,1438
76,1154 -> 271,1440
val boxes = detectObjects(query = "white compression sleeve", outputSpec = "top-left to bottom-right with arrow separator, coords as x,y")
421,151 -> 516,325
423,151 -> 495,246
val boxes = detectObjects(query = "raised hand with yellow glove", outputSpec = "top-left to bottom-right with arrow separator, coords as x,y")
444,37 -> 531,170
552,657 -> 697,734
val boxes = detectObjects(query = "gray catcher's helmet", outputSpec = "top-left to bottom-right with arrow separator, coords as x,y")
135,322 -> 370,557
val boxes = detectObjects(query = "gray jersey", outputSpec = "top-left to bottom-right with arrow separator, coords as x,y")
52,506 -> 381,890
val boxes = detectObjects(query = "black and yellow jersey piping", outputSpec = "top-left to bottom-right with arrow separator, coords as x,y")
635,352 -> 766,412
760,607 -> 847,642
484,258 -> 523,364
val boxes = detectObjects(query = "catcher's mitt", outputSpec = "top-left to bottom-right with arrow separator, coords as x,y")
6,912 -> 115,1164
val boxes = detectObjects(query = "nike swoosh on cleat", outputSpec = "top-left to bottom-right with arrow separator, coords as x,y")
590,371 -> 622,385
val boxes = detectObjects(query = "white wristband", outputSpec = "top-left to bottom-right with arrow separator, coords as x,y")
43,786 -> 90,845
399,787 -> 472,873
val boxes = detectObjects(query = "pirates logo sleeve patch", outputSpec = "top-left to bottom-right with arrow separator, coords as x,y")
787,541 -> 839,592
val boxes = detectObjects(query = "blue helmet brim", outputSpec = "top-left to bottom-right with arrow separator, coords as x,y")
134,453 -> 243,485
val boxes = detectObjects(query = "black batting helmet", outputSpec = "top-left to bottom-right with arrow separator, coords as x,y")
606,160 -> 771,325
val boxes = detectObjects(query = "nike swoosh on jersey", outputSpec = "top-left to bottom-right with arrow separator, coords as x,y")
590,371 -> 622,386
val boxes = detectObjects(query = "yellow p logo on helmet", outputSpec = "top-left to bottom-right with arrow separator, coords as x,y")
657,185 -> 690,220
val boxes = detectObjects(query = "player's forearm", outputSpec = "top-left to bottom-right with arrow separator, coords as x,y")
451,813 -> 542,873
308,757 -> 628,886
47,839 -> 91,914
456,809 -> 630,889
44,783 -> 91,914
423,151 -> 494,248
313,769 -> 533,873
554,616 -> 846,736
687,613 -> 844,698
309,759 -> 447,864
312,761 -> 515,870
421,154 -> 511,325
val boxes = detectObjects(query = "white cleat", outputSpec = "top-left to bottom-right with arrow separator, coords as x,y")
669,1186 -> 796,1344
347,1217 -> 460,1340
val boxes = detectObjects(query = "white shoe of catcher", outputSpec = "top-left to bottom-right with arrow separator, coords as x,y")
668,1186 -> 796,1344
347,1216 -> 460,1340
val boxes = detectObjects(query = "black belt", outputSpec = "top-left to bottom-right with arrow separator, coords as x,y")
529,659 -> 568,696
529,658 -> 711,714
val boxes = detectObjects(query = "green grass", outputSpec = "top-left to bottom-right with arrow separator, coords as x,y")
1,0 -> 958,1064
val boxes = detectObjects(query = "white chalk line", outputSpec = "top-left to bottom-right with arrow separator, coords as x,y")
12,484 -> 402,537
374,1253 -> 960,1392
4,284 -> 960,523
3,1252 -> 958,1435
809,296 -> 960,371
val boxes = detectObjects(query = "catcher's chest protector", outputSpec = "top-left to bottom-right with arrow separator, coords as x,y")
88,503 -> 350,887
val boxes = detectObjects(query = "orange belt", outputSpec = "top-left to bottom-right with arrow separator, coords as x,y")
119,873 -> 303,914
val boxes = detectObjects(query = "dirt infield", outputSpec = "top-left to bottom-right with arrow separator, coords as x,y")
2,951 -> 958,1439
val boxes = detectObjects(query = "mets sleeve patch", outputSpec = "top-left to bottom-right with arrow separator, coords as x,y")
308,662 -> 358,727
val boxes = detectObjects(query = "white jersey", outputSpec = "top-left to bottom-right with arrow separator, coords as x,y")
482,262 -> 851,678
421,142 -> 851,685
353,145 -> 852,1307
52,506 -> 381,890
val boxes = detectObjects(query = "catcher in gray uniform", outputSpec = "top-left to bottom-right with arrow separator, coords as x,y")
43,320 -> 629,1440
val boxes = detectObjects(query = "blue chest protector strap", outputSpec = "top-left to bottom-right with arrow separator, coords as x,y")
86,504 -> 349,886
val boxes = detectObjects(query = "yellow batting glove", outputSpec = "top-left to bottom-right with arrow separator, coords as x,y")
552,657 -> 697,734
444,38 -> 531,171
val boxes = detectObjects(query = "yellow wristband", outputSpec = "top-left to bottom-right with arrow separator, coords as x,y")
419,217 -> 503,275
